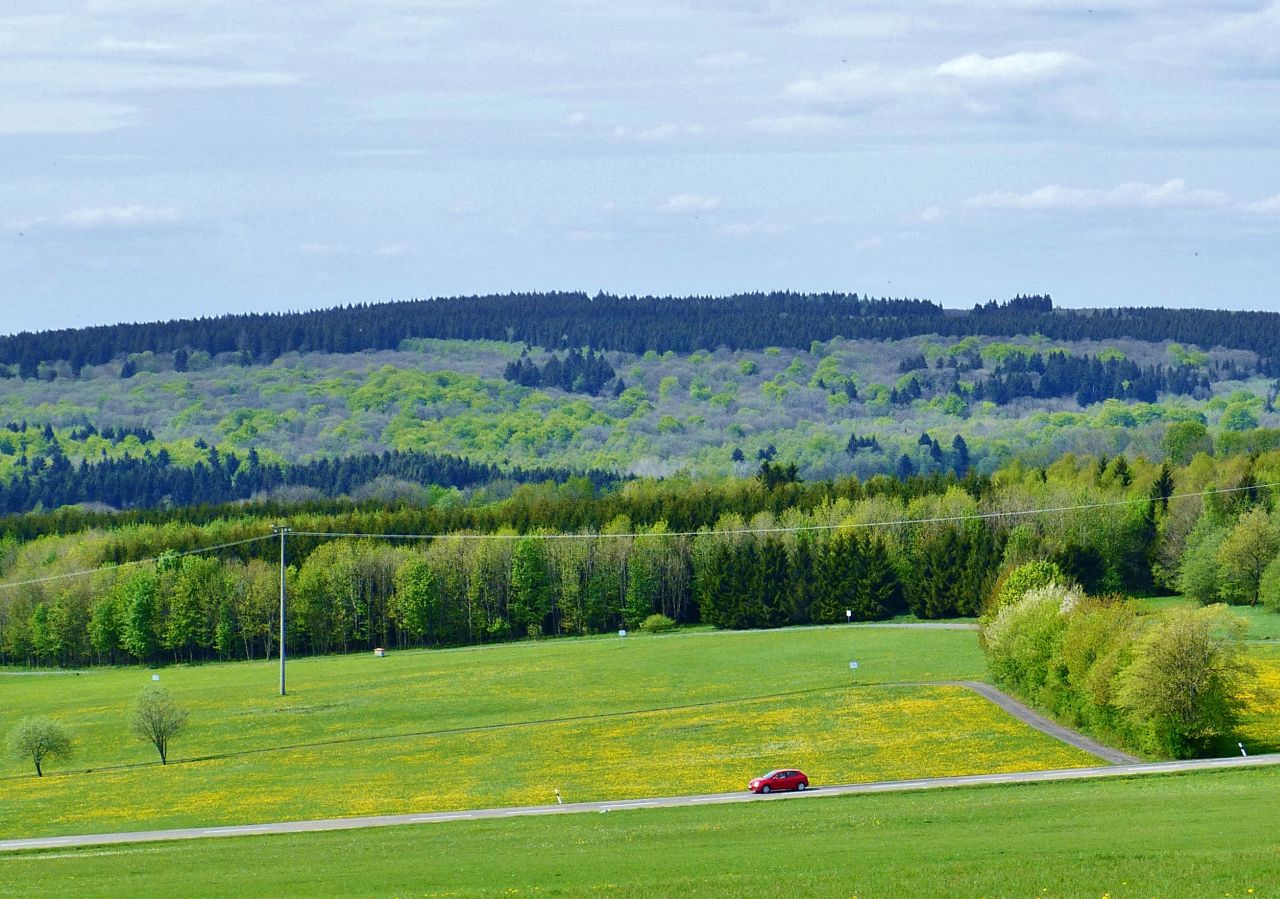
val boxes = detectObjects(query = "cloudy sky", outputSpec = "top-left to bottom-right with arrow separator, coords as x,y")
3,1 -> 1279,334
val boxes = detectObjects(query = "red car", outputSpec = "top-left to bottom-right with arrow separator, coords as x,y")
748,769 -> 810,793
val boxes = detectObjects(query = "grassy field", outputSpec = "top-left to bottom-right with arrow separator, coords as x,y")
2,767 -> 1277,897
1141,596 -> 1280,641
0,626 -> 1102,838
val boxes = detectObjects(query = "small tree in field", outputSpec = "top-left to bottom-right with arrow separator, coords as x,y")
7,717 -> 72,777
131,686 -> 189,764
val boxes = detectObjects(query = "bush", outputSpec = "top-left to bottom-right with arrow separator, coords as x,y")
1058,597 -> 1140,734
981,583 -> 1080,701
1116,605 -> 1254,758
640,613 -> 676,634
983,588 -> 1257,759
986,560 -> 1066,614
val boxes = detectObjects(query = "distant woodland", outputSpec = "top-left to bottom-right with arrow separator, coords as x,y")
2,293 -> 1279,374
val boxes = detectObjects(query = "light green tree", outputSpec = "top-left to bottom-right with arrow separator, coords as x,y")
1215,507 -> 1280,605
131,686 -> 190,765
117,569 -> 161,663
7,717 -> 72,777
1163,420 -> 1211,465
1116,605 -> 1254,758
1177,520 -> 1228,605
1260,555 -> 1280,613
392,556 -> 438,644
509,537 -> 552,637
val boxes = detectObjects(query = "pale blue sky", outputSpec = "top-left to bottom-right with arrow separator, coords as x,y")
3,1 -> 1278,334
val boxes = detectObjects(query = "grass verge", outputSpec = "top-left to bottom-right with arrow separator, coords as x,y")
2,767 -> 1277,897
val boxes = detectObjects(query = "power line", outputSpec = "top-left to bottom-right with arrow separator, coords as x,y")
0,480 -> 1272,592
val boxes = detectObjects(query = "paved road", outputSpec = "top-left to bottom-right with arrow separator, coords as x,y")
934,681 -> 1140,764
3,753 -> 1276,854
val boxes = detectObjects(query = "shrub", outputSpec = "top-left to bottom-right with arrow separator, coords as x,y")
1116,605 -> 1254,758
1058,597 -> 1140,734
981,583 -> 1080,701
640,613 -> 676,634
986,560 -> 1065,614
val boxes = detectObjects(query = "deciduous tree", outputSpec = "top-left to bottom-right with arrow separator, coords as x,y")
7,717 -> 72,777
131,686 -> 189,765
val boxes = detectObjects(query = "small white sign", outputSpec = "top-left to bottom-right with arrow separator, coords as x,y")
849,661 -> 859,670
618,629 -> 627,637
151,674 -> 160,681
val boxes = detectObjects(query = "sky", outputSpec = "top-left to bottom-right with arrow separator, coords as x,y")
3,0 -> 1279,335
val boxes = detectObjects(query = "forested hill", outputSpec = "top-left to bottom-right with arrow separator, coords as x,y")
3,292 -> 1279,375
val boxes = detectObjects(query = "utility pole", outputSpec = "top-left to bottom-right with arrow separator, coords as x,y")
273,525 -> 291,696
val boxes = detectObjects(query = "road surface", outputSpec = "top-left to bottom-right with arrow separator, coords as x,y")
2,753 -> 1276,854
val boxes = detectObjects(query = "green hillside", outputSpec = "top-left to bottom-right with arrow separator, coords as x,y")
0,334 -> 1273,495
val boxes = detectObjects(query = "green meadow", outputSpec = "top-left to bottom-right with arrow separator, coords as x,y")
0,626 -> 1103,838
2,767 -> 1277,897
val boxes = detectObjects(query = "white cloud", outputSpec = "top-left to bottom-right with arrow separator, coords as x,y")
785,50 -> 1088,114
786,65 -> 919,107
936,51 -> 1087,84
967,178 -> 1230,211
663,194 -> 722,213
1245,193 -> 1280,214
920,206 -> 945,222
374,243 -> 410,257
565,112 -> 588,126
59,205 -> 183,229
1137,2 -> 1280,77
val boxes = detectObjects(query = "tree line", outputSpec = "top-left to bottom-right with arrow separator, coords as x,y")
3,293 -> 1278,375
0,513 -> 1003,668
0,441 -> 615,515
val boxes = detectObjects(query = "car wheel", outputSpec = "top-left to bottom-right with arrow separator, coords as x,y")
761,785 -> 771,794
797,782 -> 806,791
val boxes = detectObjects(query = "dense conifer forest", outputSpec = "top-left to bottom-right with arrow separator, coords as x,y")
2,293 -> 1278,374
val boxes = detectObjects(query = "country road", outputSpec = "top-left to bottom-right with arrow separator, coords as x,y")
2,754 -> 1276,854
931,680 -> 1141,764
